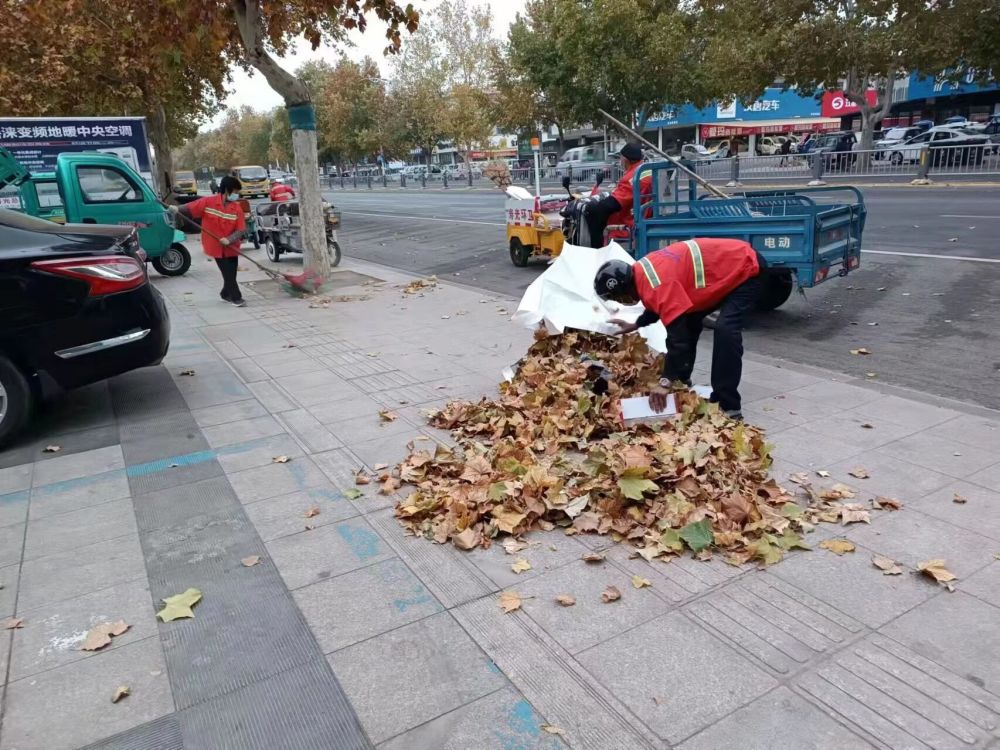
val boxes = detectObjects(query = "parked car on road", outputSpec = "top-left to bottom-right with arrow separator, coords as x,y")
875,127 -> 923,159
680,144 -> 715,161
0,208 -> 170,446
883,126 -> 989,166
173,170 -> 198,196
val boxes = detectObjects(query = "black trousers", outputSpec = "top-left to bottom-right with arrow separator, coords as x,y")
215,257 -> 242,301
663,255 -> 766,412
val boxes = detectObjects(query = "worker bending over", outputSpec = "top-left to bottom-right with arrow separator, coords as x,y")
594,237 -> 766,419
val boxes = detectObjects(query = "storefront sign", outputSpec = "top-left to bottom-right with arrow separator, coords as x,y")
820,90 -> 878,117
699,121 -> 839,139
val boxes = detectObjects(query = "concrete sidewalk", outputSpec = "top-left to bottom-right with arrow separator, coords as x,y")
1,244 -> 998,750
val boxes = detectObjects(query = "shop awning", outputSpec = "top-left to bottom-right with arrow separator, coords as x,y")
700,118 -> 841,139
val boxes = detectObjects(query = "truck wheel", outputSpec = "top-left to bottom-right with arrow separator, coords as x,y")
756,271 -> 794,312
266,237 -> 281,262
151,243 -> 191,276
0,356 -> 32,448
510,237 -> 532,267
328,240 -> 342,267
890,151 -> 903,165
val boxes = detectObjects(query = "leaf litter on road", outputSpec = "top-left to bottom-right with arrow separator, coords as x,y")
156,588 -> 202,622
241,555 -> 261,567
917,559 -> 958,589
510,558 -> 532,574
872,554 -> 903,575
80,620 -> 129,651
391,331 -> 895,569
819,539 -> 856,555
602,586 -> 622,603
555,595 -> 576,607
498,591 -> 524,613
631,575 -> 652,589
111,686 -> 130,704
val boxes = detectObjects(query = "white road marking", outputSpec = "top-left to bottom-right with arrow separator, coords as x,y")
344,210 -> 999,263
939,214 -> 1000,219
863,249 -> 1000,263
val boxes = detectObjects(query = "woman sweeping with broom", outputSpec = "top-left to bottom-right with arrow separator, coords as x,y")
169,175 -> 248,306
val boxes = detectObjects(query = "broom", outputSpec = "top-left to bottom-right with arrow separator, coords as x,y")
163,200 -> 323,296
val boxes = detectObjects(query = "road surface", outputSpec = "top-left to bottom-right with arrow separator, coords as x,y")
319,186 -> 1000,409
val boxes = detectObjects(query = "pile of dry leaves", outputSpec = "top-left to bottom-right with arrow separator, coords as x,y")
394,331 -> 879,567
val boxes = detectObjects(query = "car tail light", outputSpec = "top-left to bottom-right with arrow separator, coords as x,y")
31,255 -> 146,296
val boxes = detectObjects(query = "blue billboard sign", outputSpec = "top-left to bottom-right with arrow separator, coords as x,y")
0,117 -> 152,178
647,87 -> 825,129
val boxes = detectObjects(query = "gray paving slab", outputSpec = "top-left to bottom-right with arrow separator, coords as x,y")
514,559 -> 670,655
0,637 -> 173,750
924,412 -> 1000,449
211,338 -> 246,359
463,531 -> 590,590
961,562 -> 1000,608
215,433 -> 306,474
30,423 -> 121,461
227,456 -> 330,503
131,475 -> 241,532
30,444 -> 124,488
8,578 -> 157,681
683,573 -> 864,676
16,534 -> 146,611
0,562 -> 17,618
796,412 -> 922,450
243,485 -> 359,541
769,425 -> 866,469
293,557 -> 443,653
0,463 -> 32,495
0,522 -> 23,567
23,497 -> 137,561
746,391 -> 846,426
81,714 -> 183,750
348,428 -> 434,468
327,412 -> 422,445
311,447 -> 367,490
968,460 -> 1000,492
265,517 -> 395,591
844,507 -> 997,579
191,398 -> 268,428
246,380 -> 298,413
577,610 -> 776,744
109,366 -> 190,424
604,543 -> 745,604
822,451 -> 953,503
678,686 -> 875,750
126,457 -> 226,497
378,686 -> 564,750
769,540 -> 937,628
328,610 -> 507,744
178,658 -> 373,750
878,430 -> 999,479
308,394 -> 388,426
27,468 -> 131,521
796,632 -> 1000,750
279,408 -> 344,452
881,592 -> 1000,696
230,356 -> 270,382
173,374 -> 253,411
367,508 -> 498,608
846,393 -> 961,431
201,414 -> 285,448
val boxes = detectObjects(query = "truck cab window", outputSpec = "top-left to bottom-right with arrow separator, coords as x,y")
77,166 -> 143,203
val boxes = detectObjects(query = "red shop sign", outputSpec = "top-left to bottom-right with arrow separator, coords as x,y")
821,89 -> 878,117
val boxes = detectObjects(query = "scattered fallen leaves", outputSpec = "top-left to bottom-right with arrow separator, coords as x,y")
379,410 -> 398,423
917,559 -> 957,588
873,496 -> 903,511
304,524 -> 316,531
555,594 -> 576,607
601,586 -> 622,603
355,470 -> 371,485
3,617 -> 24,629
80,620 -> 129,651
304,506 -> 320,518
42,444 -> 61,453
179,369 -> 196,376
498,591 -> 523,613
374,463 -> 389,471
502,539 -> 529,555
849,468 -> 869,479
861,423 -> 874,429
402,276 -> 438,295
953,493 -> 967,505
540,725 -> 566,736
817,470 -> 831,478
272,455 -> 290,464
872,554 -> 903,575
840,504 -> 871,525
582,553 -> 606,563
631,575 -> 652,589
111,686 -> 130,704
344,489 -> 363,500
819,539 -> 856,555
511,558 -> 532,574
850,348 -> 871,356
156,588 -> 202,622
241,555 -> 261,567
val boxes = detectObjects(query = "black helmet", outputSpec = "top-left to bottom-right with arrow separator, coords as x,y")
594,259 -> 636,302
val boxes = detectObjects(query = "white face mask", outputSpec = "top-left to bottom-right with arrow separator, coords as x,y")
227,192 -> 240,202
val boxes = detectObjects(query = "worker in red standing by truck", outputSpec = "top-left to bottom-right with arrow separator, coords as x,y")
268,177 -> 295,202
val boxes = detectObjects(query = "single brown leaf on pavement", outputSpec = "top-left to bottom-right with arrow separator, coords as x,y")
953,493 -> 967,504
156,588 -> 202,622
511,558 -> 532,574
179,369 -> 196,376
840,504 -> 871,525
304,506 -> 320,518
555,595 -> 576,607
3,617 -> 24,629
355,470 -> 371,485
631,575 -> 652,589
819,539 -> 856,555
873,496 -> 903,511
272,455 -> 290,464
43,444 -> 61,453
502,538 -> 528,555
241,555 -> 261,567
80,620 -> 130,651
111,686 -> 130,703
917,559 -> 958,587
498,591 -> 523,613
582,553 -> 605,563
871,554 -> 903,575
378,409 -> 398,422
601,586 -> 622,603
452,527 -> 480,550
540,724 -> 566,736
848,467 -> 870,479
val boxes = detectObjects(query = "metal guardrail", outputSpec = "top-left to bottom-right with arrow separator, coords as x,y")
317,144 -> 1000,191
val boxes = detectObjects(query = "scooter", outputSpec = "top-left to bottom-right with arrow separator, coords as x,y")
558,173 -> 607,247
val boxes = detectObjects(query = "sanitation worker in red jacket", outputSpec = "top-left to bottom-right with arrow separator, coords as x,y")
170,175 -> 247,306
583,142 -> 652,247
269,178 -> 295,202
593,237 -> 766,419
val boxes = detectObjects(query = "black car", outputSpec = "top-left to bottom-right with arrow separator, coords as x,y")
0,208 -> 170,446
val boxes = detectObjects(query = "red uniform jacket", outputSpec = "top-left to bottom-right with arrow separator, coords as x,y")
607,161 -> 653,231
633,238 -> 760,325
185,194 -> 246,259
269,184 -> 295,202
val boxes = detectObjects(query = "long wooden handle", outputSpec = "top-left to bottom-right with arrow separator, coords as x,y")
598,109 -> 729,199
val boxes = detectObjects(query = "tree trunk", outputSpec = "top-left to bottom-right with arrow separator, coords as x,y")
846,69 -> 896,169
146,102 -> 173,200
231,0 -> 330,279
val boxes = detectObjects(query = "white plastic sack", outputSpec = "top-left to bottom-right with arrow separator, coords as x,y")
513,242 -> 668,353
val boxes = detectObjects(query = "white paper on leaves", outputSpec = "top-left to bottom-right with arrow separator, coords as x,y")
621,395 -> 677,420
512,242 -> 669,353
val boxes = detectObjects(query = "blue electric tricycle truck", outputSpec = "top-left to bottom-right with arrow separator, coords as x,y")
627,160 -> 867,310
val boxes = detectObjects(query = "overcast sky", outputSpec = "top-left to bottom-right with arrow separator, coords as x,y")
209,0 -> 526,127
